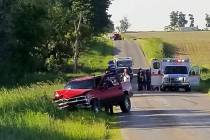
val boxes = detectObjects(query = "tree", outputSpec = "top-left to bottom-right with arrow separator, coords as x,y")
118,17 -> 131,33
169,11 -> 188,30
91,0 -> 113,33
11,0 -> 50,72
178,12 -> 188,27
188,14 -> 195,27
116,26 -> 121,32
164,25 -> 173,31
0,0 -> 113,77
169,11 -> 179,29
205,14 -> 210,28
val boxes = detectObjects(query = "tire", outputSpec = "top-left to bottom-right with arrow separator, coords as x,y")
91,100 -> 100,113
105,105 -> 114,114
120,95 -> 131,113
160,86 -> 166,92
185,86 -> 191,92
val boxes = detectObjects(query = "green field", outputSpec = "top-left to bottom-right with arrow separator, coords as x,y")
137,38 -> 165,62
127,31 -> 210,67
0,37 -> 122,140
126,31 -> 210,93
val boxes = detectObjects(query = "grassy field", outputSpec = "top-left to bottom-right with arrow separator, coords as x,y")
126,31 -> 210,93
0,84 -> 121,140
137,38 -> 165,62
0,37 -> 122,140
127,31 -> 210,66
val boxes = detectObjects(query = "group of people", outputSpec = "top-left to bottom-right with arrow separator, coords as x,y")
105,67 -> 132,91
105,66 -> 152,92
137,68 -> 151,91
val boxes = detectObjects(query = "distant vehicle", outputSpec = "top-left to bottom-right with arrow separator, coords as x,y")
114,57 -> 133,69
150,58 -> 200,92
109,57 -> 134,80
112,33 -> 122,40
53,74 -> 132,113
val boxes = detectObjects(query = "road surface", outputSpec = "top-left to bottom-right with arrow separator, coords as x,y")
113,40 -> 148,69
114,40 -> 210,140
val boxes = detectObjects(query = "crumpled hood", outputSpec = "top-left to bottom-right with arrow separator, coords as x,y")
55,89 -> 92,99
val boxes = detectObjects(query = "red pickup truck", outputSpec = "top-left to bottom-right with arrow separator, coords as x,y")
53,74 -> 132,113
112,33 -> 122,40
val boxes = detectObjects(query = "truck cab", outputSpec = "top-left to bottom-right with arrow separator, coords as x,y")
151,58 -> 200,92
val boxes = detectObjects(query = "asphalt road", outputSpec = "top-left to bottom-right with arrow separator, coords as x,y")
113,40 -> 148,69
114,40 -> 210,140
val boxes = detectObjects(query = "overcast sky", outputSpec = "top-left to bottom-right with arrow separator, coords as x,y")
108,0 -> 210,31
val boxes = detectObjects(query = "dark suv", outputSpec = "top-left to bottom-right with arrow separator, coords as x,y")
53,74 -> 132,113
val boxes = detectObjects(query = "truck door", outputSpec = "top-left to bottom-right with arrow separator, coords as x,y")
151,60 -> 162,88
189,66 -> 200,86
151,59 -> 161,74
97,75 -> 121,106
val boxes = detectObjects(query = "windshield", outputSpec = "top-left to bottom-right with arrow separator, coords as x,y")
116,68 -> 132,74
65,79 -> 94,89
117,60 -> 132,68
164,66 -> 188,74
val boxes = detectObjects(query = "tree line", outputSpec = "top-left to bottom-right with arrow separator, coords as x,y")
0,0 -> 114,79
165,11 -> 210,31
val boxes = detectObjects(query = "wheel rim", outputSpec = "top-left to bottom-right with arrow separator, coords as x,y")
94,102 -> 99,113
125,97 -> 130,109
95,107 -> 99,113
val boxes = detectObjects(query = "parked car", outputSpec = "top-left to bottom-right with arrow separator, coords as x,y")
53,74 -> 132,113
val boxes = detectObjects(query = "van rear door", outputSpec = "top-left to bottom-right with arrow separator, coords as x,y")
189,66 -> 200,86
151,60 -> 162,88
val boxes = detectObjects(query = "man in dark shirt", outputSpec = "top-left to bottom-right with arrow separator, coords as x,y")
137,68 -> 143,91
146,69 -> 151,91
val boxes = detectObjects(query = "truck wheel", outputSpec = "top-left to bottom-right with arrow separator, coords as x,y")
91,100 -> 100,113
160,87 -> 166,92
105,105 -> 114,114
185,86 -> 191,92
120,95 -> 131,113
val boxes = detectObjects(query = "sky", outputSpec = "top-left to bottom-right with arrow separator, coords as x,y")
108,0 -> 210,31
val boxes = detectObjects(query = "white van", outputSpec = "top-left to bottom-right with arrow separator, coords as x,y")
151,58 -> 200,92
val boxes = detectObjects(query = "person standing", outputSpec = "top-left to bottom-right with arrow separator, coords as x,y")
146,69 -> 151,91
142,70 -> 147,90
122,68 -> 132,92
137,68 -> 143,91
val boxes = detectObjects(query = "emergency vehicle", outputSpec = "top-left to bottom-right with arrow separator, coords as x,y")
108,57 -> 134,80
151,58 -> 200,92
113,57 -> 133,69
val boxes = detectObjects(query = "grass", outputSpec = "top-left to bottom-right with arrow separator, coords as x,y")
127,31 -> 210,66
0,37 -> 122,140
0,83 -> 121,140
126,31 -> 210,93
79,37 -> 113,73
137,38 -> 165,62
